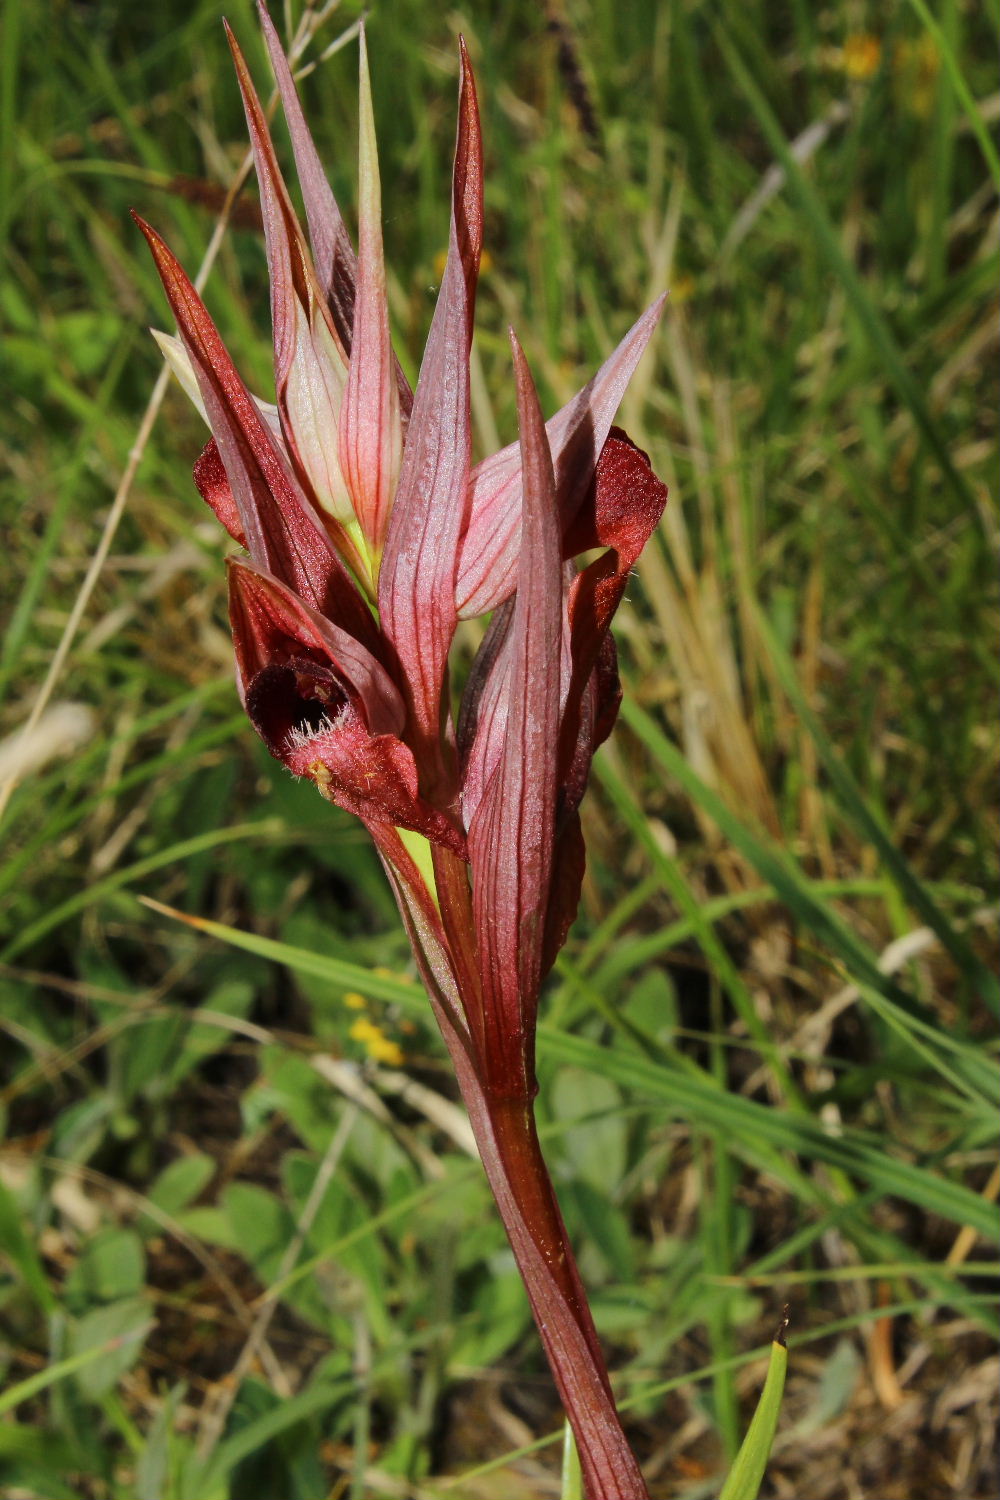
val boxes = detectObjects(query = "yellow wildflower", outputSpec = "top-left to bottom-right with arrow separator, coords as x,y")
349,1016 -> 405,1066
842,34 -> 881,81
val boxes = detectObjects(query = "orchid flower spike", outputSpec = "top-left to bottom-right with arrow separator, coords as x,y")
137,9 -> 667,1497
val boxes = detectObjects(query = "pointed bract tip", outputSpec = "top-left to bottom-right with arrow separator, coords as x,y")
131,213 -> 179,276
132,212 -> 167,259
646,290 -> 669,328
508,329 -> 543,416
223,24 -> 244,78
458,35 -> 475,85
255,0 -> 283,58
357,18 -> 369,80
223,18 -> 250,78
507,328 -> 531,394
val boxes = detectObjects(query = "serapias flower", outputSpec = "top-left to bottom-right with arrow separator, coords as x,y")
137,8 -> 666,1497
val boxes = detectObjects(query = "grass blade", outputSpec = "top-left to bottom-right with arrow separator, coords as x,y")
718,1329 -> 788,1500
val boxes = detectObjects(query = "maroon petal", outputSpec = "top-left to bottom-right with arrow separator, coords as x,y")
535,644 -> 615,985
134,214 -> 379,653
535,435 -> 666,970
194,438 -> 245,546
227,557 -> 403,734
468,334 -> 563,1097
377,40 -> 482,790
456,296 -> 665,619
558,427 -> 667,765
541,810 -> 587,982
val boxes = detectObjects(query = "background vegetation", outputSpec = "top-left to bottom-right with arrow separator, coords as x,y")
1,0 -> 997,1495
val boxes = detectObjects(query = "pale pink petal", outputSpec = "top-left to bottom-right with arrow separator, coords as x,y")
227,26 -> 357,528
338,25 -> 401,553
456,295 -> 665,619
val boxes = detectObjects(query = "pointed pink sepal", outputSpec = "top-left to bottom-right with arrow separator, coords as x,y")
228,26 -> 359,527
456,295 -> 665,619
255,1 -> 359,358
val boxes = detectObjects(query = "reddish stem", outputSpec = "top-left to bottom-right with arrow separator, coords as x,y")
382,850 -> 649,1498
461,1084 -> 651,1500
429,995 -> 648,1493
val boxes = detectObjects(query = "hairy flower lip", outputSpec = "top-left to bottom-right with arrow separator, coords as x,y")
245,657 -> 349,758
244,651 -> 467,856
